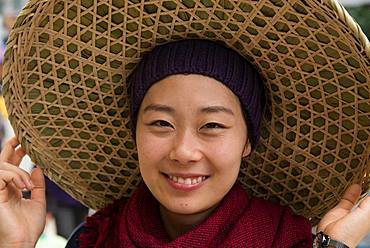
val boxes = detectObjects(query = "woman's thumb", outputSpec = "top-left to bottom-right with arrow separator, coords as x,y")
30,167 -> 45,204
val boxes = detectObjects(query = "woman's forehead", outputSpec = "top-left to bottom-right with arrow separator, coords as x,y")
142,74 -> 241,107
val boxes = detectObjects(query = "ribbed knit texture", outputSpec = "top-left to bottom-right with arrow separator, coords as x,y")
128,39 -> 265,150
79,183 -> 312,247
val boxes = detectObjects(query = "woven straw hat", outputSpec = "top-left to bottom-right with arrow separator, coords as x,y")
2,0 -> 370,224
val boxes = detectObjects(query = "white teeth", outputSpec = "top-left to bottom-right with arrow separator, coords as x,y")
167,174 -> 207,185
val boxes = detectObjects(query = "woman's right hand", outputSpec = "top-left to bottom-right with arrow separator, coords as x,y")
0,137 -> 46,248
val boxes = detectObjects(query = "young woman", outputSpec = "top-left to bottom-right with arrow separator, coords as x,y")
0,39 -> 369,247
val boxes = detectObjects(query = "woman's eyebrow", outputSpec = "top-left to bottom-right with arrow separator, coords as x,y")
200,106 -> 234,116
143,104 -> 175,114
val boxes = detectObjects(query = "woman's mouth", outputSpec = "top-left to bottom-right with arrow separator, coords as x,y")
168,175 -> 207,185
162,173 -> 209,191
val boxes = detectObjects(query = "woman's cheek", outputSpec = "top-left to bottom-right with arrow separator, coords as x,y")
139,135 -> 168,163
212,140 -> 243,161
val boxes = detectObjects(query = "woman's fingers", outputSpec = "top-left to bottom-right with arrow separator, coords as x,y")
336,184 -> 362,211
30,167 -> 45,205
0,137 -> 26,165
317,184 -> 369,248
0,137 -> 45,206
0,166 -> 45,206
0,169 -> 28,203
329,196 -> 370,247
0,137 -> 20,161
317,184 -> 362,232
0,162 -> 33,189
0,170 -> 27,190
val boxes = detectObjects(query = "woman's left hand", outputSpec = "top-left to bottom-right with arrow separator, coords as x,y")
317,184 -> 370,248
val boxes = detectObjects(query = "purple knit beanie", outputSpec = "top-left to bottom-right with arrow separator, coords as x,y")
128,39 -> 265,150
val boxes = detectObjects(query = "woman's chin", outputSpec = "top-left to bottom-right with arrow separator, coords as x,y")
160,199 -> 218,216
162,204 -> 203,215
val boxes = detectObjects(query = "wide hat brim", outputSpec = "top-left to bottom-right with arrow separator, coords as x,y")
3,0 -> 370,224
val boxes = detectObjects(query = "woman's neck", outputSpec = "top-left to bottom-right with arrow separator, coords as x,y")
159,204 -> 218,240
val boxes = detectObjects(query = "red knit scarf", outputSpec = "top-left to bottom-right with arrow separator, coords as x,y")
79,183 -> 312,247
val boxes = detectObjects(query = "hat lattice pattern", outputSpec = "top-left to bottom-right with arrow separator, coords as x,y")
3,0 -> 369,223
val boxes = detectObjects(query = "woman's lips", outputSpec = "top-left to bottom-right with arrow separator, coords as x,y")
162,173 -> 209,191
169,175 -> 206,185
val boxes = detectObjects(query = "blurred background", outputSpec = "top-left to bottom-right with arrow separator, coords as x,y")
0,0 -> 369,247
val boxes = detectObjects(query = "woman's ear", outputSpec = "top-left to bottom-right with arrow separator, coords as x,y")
242,141 -> 252,157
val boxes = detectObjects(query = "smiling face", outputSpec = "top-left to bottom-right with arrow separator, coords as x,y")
136,74 -> 251,215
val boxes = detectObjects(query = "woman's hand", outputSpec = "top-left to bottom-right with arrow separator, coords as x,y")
317,184 -> 370,248
0,137 -> 46,247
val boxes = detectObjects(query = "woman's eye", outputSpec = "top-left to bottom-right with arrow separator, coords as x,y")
150,120 -> 173,128
203,122 -> 223,129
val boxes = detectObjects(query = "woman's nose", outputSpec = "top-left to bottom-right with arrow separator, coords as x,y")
169,130 -> 203,165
